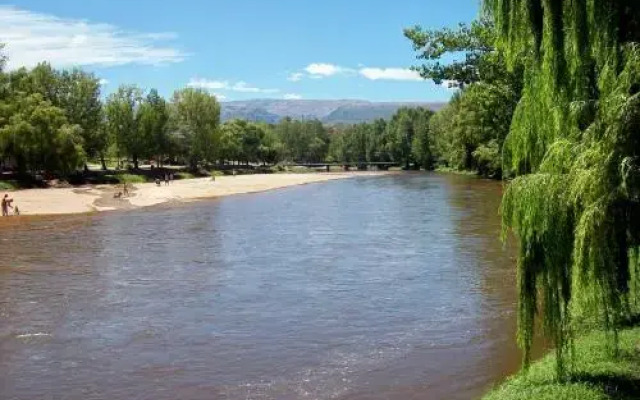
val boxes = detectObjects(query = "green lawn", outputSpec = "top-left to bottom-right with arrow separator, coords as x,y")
483,327 -> 640,400
101,173 -> 149,184
0,180 -> 19,190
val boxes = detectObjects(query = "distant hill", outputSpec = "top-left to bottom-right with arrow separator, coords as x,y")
220,99 -> 445,124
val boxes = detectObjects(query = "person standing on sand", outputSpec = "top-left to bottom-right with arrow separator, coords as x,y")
123,182 -> 129,197
2,194 -> 13,216
164,173 -> 169,185
169,173 -> 174,184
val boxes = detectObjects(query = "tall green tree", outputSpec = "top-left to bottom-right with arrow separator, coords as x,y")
487,0 -> 640,376
0,62 -> 86,175
411,109 -> 434,169
368,119 -> 390,162
58,69 -> 105,169
0,93 -> 84,174
387,108 -> 417,169
259,125 -> 283,165
171,88 -> 221,168
138,89 -> 170,166
219,120 -> 242,165
5,63 -> 106,169
275,118 -> 329,163
219,119 -> 265,165
105,85 -> 144,169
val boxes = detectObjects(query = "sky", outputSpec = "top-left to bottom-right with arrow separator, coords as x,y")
0,0 -> 480,102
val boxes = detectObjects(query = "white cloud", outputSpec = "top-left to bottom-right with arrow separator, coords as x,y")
187,78 -> 278,94
0,5 -> 186,70
304,63 -> 348,77
187,78 -> 230,90
358,67 -> 423,81
231,81 -> 279,94
289,64 -> 423,82
98,78 -> 109,86
283,93 -> 302,100
287,72 -> 304,82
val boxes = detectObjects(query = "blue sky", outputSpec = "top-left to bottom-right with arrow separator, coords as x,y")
1,0 -> 480,102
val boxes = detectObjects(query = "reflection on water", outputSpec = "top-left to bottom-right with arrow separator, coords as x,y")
0,173 -> 519,400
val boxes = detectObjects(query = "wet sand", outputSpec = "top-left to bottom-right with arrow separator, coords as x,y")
2,173 -> 376,216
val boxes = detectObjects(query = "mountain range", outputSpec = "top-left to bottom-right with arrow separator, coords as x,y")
220,99 -> 445,124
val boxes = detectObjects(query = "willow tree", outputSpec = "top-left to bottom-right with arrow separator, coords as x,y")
487,0 -> 640,377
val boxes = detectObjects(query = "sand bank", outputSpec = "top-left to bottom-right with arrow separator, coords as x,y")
2,172 -> 377,216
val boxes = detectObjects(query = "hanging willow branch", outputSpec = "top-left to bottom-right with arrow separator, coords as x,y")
488,0 -> 640,377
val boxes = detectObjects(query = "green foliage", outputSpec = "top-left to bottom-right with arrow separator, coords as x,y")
408,14 -> 522,178
171,88 -> 221,168
175,172 -> 196,180
0,92 -> 84,174
326,108 -> 434,169
219,119 -> 267,165
473,139 -> 501,177
110,173 -> 148,184
405,18 -> 496,88
9,63 -> 105,162
138,89 -> 170,165
487,0 -> 640,377
275,118 -> 329,162
483,326 -> 640,400
386,107 -> 434,169
0,62 -> 108,175
57,69 -> 104,160
0,47 -> 437,179
105,85 -> 145,169
429,81 -> 517,177
0,180 -> 18,190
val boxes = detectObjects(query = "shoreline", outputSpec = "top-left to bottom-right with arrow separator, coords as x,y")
0,172 -> 387,218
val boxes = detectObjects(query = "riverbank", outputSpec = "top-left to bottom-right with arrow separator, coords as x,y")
1,172 -> 380,216
482,326 -> 640,400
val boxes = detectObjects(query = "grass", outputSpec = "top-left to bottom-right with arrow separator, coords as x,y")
0,180 -> 20,190
100,173 -> 149,184
175,172 -> 196,180
483,326 -> 640,400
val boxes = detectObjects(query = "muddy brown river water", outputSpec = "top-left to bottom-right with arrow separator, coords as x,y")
0,173 -> 522,399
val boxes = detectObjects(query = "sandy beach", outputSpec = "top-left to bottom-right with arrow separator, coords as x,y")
1,172 -> 377,217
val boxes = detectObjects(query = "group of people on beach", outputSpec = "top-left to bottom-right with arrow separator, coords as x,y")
2,194 -> 19,216
155,173 -> 174,186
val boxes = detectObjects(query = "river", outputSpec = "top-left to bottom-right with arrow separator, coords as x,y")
0,173 -> 521,400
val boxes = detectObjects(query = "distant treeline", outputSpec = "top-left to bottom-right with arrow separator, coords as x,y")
0,45 -> 509,178
0,57 -> 442,175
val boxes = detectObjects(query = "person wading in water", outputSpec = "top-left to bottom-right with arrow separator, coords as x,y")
2,194 -> 14,216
